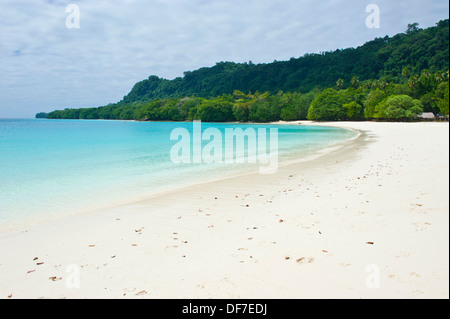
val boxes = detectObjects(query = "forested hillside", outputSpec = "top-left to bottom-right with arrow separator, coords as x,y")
121,20 -> 449,103
42,20 -> 449,122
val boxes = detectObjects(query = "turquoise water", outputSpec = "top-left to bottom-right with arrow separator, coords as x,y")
0,119 -> 356,228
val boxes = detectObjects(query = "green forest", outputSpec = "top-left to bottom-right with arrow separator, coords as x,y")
41,20 -> 449,122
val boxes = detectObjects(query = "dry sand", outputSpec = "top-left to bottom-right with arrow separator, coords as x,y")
0,121 -> 448,299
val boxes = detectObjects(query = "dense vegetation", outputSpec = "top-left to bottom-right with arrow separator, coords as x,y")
41,20 -> 449,122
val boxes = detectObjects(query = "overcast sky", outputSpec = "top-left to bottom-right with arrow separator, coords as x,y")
0,0 -> 448,118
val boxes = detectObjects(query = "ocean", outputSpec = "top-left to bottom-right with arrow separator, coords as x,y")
0,119 -> 357,229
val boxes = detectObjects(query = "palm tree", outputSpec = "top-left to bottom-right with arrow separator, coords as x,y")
379,80 -> 388,90
402,67 -> 409,78
422,69 -> 431,78
402,67 -> 409,83
371,79 -> 379,89
435,71 -> 445,84
351,76 -> 360,89
408,75 -> 420,99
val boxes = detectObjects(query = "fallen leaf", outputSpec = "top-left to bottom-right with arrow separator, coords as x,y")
136,290 -> 147,296
366,242 -> 374,245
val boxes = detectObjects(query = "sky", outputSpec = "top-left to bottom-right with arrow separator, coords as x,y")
0,0 -> 448,118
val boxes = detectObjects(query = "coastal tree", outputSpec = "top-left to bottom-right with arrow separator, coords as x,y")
351,76 -> 360,89
435,82 -> 449,116
373,95 -> 423,120
342,101 -> 364,120
248,96 -> 281,122
336,78 -> 345,90
308,88 -> 347,121
196,100 -> 234,122
420,92 -> 439,114
402,67 -> 409,82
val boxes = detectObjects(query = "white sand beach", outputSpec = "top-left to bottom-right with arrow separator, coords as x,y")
0,121 -> 448,299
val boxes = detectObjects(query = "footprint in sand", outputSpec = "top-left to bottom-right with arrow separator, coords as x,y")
395,251 -> 411,258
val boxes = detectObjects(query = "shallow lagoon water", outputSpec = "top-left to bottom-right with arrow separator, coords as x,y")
0,119 -> 356,228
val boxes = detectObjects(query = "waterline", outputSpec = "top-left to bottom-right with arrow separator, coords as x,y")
0,119 -> 357,229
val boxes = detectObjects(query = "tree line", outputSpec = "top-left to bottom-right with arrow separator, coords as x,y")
44,68 -> 449,122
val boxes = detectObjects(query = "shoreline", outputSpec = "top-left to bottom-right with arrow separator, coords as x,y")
0,121 -> 358,233
0,121 -> 448,299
